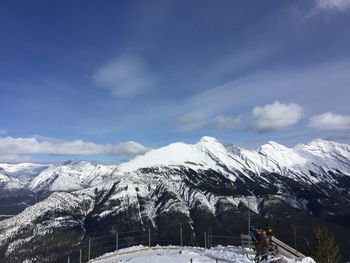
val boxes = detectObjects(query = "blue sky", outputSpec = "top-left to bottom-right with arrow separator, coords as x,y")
0,0 -> 350,162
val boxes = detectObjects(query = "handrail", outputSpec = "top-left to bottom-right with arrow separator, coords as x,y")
240,234 -> 306,259
270,236 -> 305,259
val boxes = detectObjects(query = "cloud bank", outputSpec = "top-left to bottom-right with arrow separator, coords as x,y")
308,112 -> 350,130
0,137 -> 149,161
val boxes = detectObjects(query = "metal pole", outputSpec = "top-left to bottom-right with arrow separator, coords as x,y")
116,231 -> 119,251
204,232 -> 207,249
88,238 -> 91,261
247,197 -> 251,234
293,225 -> 297,249
68,256 -> 70,263
180,223 -> 183,247
248,207 -> 251,234
79,248 -> 82,263
148,228 -> 151,247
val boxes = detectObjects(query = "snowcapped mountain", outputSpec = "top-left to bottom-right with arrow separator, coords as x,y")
116,136 -> 350,199
0,163 -> 49,199
28,160 -> 115,193
119,136 -> 350,180
0,161 -> 115,194
0,163 -> 51,182
0,137 -> 349,262
0,173 -> 23,191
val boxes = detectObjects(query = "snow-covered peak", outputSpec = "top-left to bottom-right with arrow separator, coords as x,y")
257,141 -> 308,170
259,141 -> 290,155
293,139 -> 350,175
298,139 -> 350,157
0,162 -> 46,172
0,173 -> 24,190
199,136 -> 219,143
117,136 -> 350,184
28,161 -> 116,193
0,162 -> 50,182
117,136 -> 236,175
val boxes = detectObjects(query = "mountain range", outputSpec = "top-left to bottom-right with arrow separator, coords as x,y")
0,137 -> 349,262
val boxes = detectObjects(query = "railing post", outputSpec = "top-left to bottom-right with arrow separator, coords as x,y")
204,232 -> 207,249
180,223 -> 183,247
116,231 -> 119,251
148,228 -> 151,247
88,238 -> 91,261
79,248 -> 82,263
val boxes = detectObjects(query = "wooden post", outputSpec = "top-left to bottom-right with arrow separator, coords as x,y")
190,259 -> 193,263
216,259 -> 218,263
67,256 -> 70,263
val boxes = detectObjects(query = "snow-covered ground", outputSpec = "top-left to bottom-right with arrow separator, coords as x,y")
90,245 -> 316,263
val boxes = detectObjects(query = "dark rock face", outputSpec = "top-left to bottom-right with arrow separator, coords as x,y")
1,166 -> 350,262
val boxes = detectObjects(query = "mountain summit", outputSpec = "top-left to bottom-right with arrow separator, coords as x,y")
0,137 -> 349,262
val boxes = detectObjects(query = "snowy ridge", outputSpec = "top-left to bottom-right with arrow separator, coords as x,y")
0,163 -> 50,183
1,137 -> 349,193
118,136 -> 350,184
28,160 -> 115,192
0,173 -> 24,190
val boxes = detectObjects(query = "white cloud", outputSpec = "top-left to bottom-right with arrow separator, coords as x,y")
172,111 -> 208,132
94,55 -> 155,98
314,0 -> 350,11
0,137 -> 149,158
214,115 -> 242,130
252,101 -> 303,132
308,112 -> 350,130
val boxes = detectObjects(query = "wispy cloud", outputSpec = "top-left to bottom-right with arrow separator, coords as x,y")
0,137 -> 149,159
214,115 -> 242,130
314,0 -> 350,12
251,101 -> 303,132
172,111 -> 208,132
94,54 -> 156,98
308,112 -> 350,130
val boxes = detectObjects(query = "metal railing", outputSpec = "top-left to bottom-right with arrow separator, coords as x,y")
64,229 -> 307,262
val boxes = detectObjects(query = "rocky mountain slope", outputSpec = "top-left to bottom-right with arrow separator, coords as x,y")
0,137 -> 349,262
